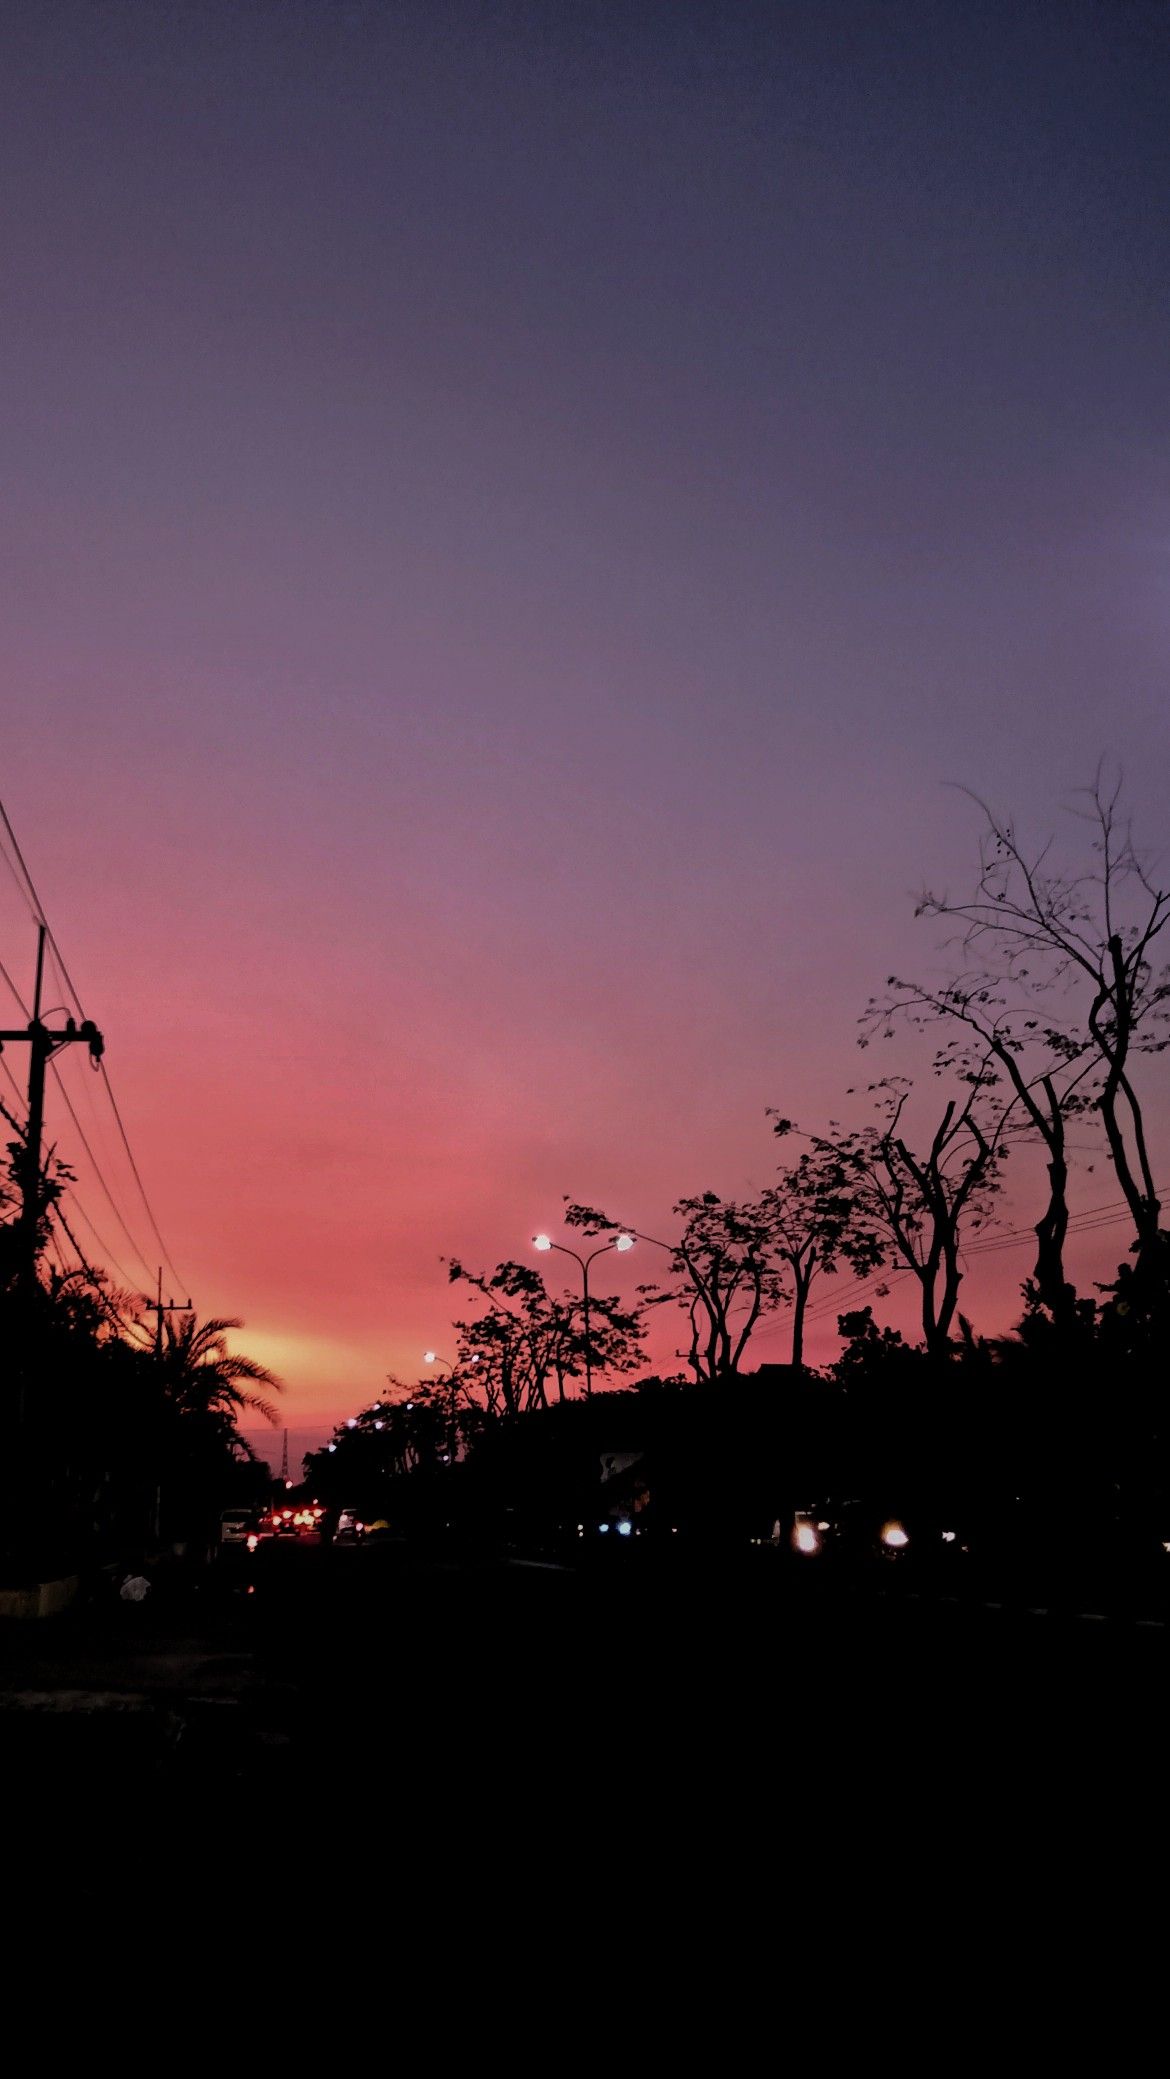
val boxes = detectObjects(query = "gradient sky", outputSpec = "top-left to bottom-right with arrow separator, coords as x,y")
2,1 -> 1168,1458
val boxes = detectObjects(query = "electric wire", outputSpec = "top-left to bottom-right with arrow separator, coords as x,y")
2,1006 -> 158,1283
3,1046 -> 153,1341
0,826 -> 42,932
49,1202 -> 154,1348
0,1053 -> 25,1112
96,1064 -> 187,1294
0,951 -> 28,1017
966,1213 -> 1133,1256
743,1182 -> 1160,1350
961,1194 -> 1135,1253
45,1220 -> 71,1280
46,1066 -> 156,1282
0,794 -> 189,1294
0,1056 -> 150,1295
64,1190 -> 153,1299
0,799 -> 85,1014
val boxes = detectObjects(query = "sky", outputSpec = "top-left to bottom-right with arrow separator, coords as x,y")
1,0 -> 1168,1462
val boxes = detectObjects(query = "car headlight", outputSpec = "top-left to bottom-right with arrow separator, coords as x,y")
881,1520 -> 909,1550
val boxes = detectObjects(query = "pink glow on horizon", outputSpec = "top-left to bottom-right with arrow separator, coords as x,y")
1,5 -> 1167,1431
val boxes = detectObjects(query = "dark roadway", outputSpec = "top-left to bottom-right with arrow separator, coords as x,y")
4,1540 -> 1169,1930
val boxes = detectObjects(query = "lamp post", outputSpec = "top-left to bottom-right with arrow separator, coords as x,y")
424,1350 -> 478,1462
532,1232 -> 635,1398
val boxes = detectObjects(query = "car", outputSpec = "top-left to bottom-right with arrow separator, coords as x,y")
334,1506 -> 365,1544
290,1503 -> 326,1538
257,1503 -> 326,1540
219,1508 -> 256,1547
790,1500 -> 918,1569
788,1498 -> 976,1585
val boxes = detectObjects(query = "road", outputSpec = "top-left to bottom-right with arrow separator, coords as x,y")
3,1541 -> 1168,1869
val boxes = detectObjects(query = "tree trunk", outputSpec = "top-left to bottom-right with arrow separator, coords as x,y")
1095,938 -> 1161,1278
685,1299 -> 703,1385
1033,1143 -> 1074,1322
920,1235 -> 962,1356
791,1263 -> 813,1372
932,1241 -> 963,1354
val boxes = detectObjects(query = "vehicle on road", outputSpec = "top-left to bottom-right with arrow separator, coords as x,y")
254,1503 -> 326,1541
334,1506 -> 365,1544
220,1509 -> 256,1547
789,1499 -> 966,1579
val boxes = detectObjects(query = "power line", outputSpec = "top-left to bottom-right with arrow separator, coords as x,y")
45,1220 -> 71,1281
49,1202 -> 153,1348
0,1053 -> 26,1112
961,1194 -> 1134,1254
64,1190 -> 153,1299
805,1267 -> 906,1323
1,849 -> 149,1268
0,954 -> 28,1019
0,791 -> 189,1295
47,1061 -> 156,1283
0,826 -> 42,933
0,1058 -> 148,1294
0,799 -> 85,1017
745,1184 -> 1157,1350
97,1064 -> 187,1294
744,1265 -> 904,1347
966,1212 -> 1134,1257
50,1040 -> 158,1268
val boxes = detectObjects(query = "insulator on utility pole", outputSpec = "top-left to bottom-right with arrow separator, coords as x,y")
142,1267 -> 191,1359
0,924 -> 106,1290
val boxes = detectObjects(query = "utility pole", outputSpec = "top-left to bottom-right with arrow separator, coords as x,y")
0,925 -> 104,1289
142,1266 -> 190,1360
140,1271 -> 190,1549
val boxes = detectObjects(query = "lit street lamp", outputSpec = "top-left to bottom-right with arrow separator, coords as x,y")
532,1231 -> 635,1398
424,1349 -> 479,1461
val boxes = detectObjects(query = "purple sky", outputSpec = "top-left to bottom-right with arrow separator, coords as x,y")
1,1 -> 1168,1437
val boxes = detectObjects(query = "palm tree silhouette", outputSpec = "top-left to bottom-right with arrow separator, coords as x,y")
161,1313 -> 283,1427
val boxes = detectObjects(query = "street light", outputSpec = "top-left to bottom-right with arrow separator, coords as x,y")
424,1349 -> 481,1375
424,1350 -> 479,1462
531,1231 -> 636,1397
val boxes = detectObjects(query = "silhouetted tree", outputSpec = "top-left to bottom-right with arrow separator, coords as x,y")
159,1312 -> 282,1426
832,1306 -> 920,1384
445,1256 -> 644,1409
1096,1233 -> 1170,1367
565,1194 -> 786,1383
860,977 -> 1098,1324
762,1137 -> 883,1370
791,1074 -> 1011,1358
917,772 -> 1169,1289
0,1098 -> 76,1295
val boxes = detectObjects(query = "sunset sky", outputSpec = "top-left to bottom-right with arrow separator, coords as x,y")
2,1 -> 1168,1462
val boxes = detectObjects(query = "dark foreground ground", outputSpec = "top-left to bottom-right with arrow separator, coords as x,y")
6,1541 -> 1162,2026
4,1541 -> 1168,1855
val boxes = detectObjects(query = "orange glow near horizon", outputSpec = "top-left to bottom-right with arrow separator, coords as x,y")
2,4 -> 1167,1448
